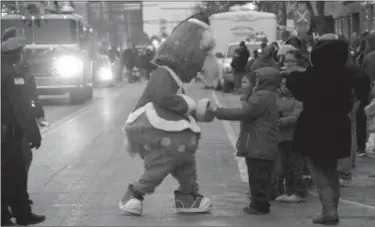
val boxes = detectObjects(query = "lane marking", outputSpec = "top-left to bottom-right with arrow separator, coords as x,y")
52,204 -> 79,207
211,90 -> 375,211
40,105 -> 94,134
211,91 -> 248,183
41,87 -> 127,136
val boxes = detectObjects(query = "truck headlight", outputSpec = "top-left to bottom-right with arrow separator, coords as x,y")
98,66 -> 113,80
54,55 -> 83,78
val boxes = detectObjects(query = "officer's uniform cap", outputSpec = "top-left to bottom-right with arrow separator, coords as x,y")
1,27 -> 27,54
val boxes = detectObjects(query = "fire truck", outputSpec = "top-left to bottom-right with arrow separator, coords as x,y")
1,2 -> 95,104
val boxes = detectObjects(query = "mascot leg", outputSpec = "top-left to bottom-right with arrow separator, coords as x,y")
172,153 -> 213,213
118,146 -> 175,216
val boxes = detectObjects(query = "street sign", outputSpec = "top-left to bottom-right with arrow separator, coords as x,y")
297,10 -> 309,23
124,3 -> 141,11
294,6 -> 311,38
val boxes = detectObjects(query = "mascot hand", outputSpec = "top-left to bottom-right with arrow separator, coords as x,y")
178,94 -> 197,115
195,98 -> 215,122
124,139 -> 137,158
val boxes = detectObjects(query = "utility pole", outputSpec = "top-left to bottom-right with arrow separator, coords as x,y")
107,1 -> 114,47
86,1 -> 91,25
99,1 -> 103,36
281,1 -> 287,26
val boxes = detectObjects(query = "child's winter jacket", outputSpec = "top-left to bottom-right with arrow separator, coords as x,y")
277,93 -> 303,142
215,67 -> 280,160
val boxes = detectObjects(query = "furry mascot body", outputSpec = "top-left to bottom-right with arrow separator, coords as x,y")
119,14 -> 217,216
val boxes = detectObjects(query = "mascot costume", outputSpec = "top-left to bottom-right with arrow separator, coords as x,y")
119,13 -> 218,216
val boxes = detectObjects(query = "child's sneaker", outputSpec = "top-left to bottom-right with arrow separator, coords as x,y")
339,172 -> 352,187
284,194 -> 306,203
356,149 -> 366,157
275,194 -> 289,202
174,190 -> 212,213
118,185 -> 144,216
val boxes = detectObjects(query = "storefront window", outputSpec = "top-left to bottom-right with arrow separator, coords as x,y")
371,2 -> 375,32
342,16 -> 351,41
335,19 -> 342,35
360,2 -> 370,33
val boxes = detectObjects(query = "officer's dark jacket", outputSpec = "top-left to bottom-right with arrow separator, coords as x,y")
1,59 -> 41,143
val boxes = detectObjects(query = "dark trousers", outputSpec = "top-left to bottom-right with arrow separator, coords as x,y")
246,158 -> 273,212
1,139 -> 31,222
279,141 -> 307,197
22,136 -> 32,202
308,158 -> 340,216
356,102 -> 367,151
234,71 -> 245,90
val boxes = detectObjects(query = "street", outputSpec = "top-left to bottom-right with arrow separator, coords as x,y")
28,83 -> 375,226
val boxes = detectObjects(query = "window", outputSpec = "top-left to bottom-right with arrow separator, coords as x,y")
335,19 -> 342,35
33,18 -> 78,44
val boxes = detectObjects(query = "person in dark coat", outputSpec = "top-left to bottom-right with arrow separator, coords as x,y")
1,27 -> 45,226
251,45 -> 280,71
231,41 -> 250,92
245,49 -> 260,73
121,45 -> 139,83
284,34 -> 354,225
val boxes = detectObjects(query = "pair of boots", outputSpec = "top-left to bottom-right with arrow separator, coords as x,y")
118,185 -> 212,215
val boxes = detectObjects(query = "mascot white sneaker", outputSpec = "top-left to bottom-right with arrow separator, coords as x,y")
119,13 -> 218,216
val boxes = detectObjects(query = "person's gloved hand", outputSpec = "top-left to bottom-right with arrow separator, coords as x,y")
30,139 -> 41,149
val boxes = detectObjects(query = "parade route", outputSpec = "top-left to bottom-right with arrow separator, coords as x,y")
26,84 -> 375,226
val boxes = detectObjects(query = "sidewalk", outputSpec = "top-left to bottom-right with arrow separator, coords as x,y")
212,90 -> 375,209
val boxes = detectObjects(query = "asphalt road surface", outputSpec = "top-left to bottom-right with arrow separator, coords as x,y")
27,83 -> 375,226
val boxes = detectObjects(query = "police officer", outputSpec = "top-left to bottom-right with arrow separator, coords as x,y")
1,27 -> 45,226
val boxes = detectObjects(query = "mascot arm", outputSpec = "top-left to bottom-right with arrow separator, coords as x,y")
149,69 -> 196,115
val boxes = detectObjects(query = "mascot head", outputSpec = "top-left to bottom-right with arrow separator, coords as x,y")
153,13 -> 217,83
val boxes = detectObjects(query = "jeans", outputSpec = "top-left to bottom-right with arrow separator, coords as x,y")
337,105 -> 357,176
279,141 -> 307,197
246,158 -> 273,212
233,71 -> 245,90
356,102 -> 367,151
308,158 -> 339,216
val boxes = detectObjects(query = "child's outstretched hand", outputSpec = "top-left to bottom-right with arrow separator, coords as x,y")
207,103 -> 218,116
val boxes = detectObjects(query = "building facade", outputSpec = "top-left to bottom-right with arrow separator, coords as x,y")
325,1 -> 375,42
142,1 -> 199,38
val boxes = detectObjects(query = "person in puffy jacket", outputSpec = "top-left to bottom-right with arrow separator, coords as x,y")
284,34 -> 354,225
274,74 -> 306,203
277,45 -> 297,66
251,45 -> 280,71
209,67 -> 280,215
